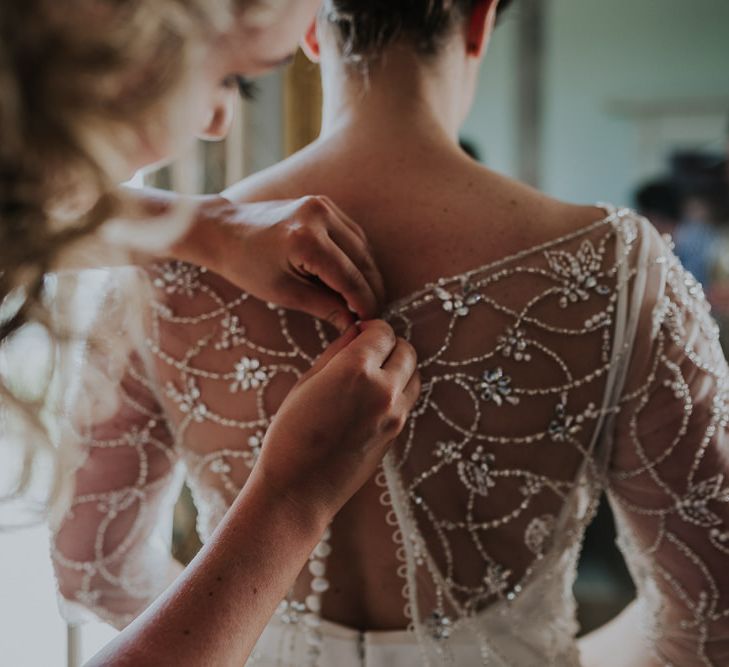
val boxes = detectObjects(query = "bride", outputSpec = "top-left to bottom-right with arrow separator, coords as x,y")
53,0 -> 729,665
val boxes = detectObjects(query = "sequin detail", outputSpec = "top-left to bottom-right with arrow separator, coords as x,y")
51,207 -> 729,666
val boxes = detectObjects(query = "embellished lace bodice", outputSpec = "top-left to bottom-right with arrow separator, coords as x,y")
51,207 -> 729,666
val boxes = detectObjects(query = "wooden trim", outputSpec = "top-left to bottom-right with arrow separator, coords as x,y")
225,102 -> 248,187
170,141 -> 202,195
606,97 -> 729,118
516,0 -> 545,188
283,50 -> 323,157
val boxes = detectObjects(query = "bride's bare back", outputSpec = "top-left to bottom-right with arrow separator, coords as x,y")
220,137 -> 612,627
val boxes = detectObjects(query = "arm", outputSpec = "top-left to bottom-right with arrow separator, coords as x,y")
66,318 -> 419,666
56,186 -> 385,332
87,467 -> 328,667
581,235 -> 729,666
50,338 -> 329,660
51,350 -> 184,629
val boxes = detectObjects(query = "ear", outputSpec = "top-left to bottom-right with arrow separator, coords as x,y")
300,19 -> 321,63
466,0 -> 499,57
198,91 -> 237,141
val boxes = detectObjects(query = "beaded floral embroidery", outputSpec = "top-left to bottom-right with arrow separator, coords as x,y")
52,207 -> 729,666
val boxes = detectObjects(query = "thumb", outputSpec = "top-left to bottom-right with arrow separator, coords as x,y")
302,324 -> 360,381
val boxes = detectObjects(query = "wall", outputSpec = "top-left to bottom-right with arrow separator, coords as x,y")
0,524 -> 116,666
463,0 -> 729,207
461,8 -> 521,178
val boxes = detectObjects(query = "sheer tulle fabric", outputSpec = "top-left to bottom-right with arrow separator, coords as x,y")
51,207 -> 729,665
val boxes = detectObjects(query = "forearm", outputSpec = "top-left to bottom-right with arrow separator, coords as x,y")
103,559 -> 185,629
107,186 -> 235,270
86,472 -> 327,667
52,186 -> 228,272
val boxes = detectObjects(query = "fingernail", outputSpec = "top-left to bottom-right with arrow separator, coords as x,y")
341,323 -> 360,340
328,311 -> 350,333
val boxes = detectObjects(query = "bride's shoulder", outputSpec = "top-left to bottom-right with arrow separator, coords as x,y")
525,194 -> 656,253
466,169 -> 605,240
222,142 -> 322,205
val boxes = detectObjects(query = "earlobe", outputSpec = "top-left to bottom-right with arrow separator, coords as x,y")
199,95 -> 237,141
300,20 -> 321,63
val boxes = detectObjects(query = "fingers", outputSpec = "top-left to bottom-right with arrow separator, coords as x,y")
291,196 -> 385,321
305,324 -> 360,378
342,320 -> 398,370
290,232 -> 378,324
277,277 -> 355,333
317,197 -> 386,314
381,338 -> 418,391
317,196 -> 367,243
326,223 -> 386,316
400,370 -> 422,412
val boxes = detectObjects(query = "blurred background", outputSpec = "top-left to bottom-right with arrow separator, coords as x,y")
2,0 -> 728,664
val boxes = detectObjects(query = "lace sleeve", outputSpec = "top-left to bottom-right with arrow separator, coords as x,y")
607,223 -> 729,666
50,270 -> 183,630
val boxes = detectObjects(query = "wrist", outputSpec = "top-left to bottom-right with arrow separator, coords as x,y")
168,194 -> 237,270
242,465 -> 332,541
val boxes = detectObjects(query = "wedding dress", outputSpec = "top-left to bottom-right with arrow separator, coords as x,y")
51,205 -> 729,666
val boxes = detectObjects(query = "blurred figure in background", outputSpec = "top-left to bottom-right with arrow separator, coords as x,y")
703,115 -> 729,347
634,178 -> 681,238
674,185 -> 719,288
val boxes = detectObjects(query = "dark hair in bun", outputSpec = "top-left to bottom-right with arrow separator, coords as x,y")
323,0 -> 514,63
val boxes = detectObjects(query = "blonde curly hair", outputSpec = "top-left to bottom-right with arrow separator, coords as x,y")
0,0 -> 245,517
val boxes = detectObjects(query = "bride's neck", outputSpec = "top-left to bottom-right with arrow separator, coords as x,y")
318,45 -> 467,149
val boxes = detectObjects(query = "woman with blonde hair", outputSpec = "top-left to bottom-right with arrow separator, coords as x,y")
54,0 -> 729,665
1,0 -> 419,665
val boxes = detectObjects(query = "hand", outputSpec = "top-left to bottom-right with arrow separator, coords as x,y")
253,320 -> 420,525
176,195 -> 386,332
